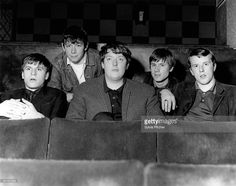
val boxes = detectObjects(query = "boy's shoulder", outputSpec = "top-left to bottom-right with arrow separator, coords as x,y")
126,78 -> 155,94
0,88 -> 25,102
43,86 -> 66,96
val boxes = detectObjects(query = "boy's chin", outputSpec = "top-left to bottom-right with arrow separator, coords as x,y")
25,84 -> 44,91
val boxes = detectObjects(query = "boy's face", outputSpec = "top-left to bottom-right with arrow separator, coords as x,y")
189,54 -> 216,86
22,62 -> 49,91
150,59 -> 173,83
102,49 -> 129,82
62,39 -> 87,64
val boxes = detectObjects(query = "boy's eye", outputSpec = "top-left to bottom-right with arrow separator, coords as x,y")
65,43 -> 72,48
105,57 -> 112,61
25,67 -> 31,71
117,57 -> 125,62
75,43 -> 82,47
192,64 -> 198,68
151,63 -> 156,67
160,63 -> 165,66
204,62 -> 210,66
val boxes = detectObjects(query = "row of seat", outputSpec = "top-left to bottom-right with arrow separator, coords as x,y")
1,159 -> 236,186
1,118 -> 236,164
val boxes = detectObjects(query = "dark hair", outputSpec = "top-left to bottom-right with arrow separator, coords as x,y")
188,48 -> 216,67
149,48 -> 176,68
22,53 -> 52,73
62,25 -> 88,47
99,42 -> 132,64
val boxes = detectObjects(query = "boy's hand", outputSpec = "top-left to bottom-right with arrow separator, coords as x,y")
0,99 -> 26,119
21,99 -> 45,119
159,89 -> 176,112
66,92 -> 73,102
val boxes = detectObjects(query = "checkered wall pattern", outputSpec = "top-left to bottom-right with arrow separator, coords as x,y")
15,0 -> 216,45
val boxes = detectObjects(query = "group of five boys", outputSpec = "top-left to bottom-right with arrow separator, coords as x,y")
1,25 -> 236,121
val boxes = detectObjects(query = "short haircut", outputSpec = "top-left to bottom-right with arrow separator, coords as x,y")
62,25 -> 88,47
188,47 -> 216,67
22,53 -> 52,73
99,42 -> 132,63
149,48 -> 176,68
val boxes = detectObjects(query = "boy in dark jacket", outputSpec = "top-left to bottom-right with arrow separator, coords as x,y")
0,53 -> 67,119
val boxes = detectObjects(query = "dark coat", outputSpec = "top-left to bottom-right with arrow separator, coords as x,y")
1,86 -> 68,119
173,81 -> 236,121
142,72 -> 179,94
66,75 -> 163,121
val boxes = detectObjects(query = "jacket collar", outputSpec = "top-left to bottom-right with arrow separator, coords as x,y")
212,81 -> 226,114
182,81 -> 226,115
97,75 -> 131,121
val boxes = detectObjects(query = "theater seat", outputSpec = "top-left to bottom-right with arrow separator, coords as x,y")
0,118 -> 50,159
0,159 -> 143,186
145,163 -> 236,186
157,120 -> 236,164
48,118 -> 157,163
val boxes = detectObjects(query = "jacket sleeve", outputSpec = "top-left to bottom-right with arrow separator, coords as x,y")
50,91 -> 68,119
146,87 -> 164,116
66,86 -> 86,120
48,65 -> 62,90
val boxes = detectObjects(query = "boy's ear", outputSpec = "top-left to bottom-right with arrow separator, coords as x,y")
101,62 -> 104,69
189,68 -> 194,76
126,62 -> 129,70
169,66 -> 174,72
61,43 -> 65,51
21,71 -> 24,79
84,43 -> 89,51
45,72 -> 49,80
213,63 -> 217,72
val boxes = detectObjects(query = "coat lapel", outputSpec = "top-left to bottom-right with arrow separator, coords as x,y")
212,82 -> 225,114
98,76 -> 112,112
122,81 -> 131,121
181,85 -> 196,115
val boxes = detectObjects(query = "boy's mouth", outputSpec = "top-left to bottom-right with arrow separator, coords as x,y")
200,74 -> 206,78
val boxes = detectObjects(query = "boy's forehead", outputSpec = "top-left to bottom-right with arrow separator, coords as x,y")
151,59 -> 166,64
105,49 -> 124,56
24,61 -> 46,68
64,38 -> 83,44
189,54 -> 212,63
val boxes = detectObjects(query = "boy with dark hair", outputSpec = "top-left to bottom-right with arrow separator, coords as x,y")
66,42 -> 163,121
165,47 -> 236,121
48,25 -> 103,102
144,48 -> 178,91
132,48 -> 178,113
0,53 -> 67,119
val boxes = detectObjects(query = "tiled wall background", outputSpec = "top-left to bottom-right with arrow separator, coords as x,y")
16,0 -> 216,45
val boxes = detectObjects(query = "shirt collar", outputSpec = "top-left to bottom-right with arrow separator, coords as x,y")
195,81 -> 216,94
25,87 -> 42,99
103,78 -> 127,93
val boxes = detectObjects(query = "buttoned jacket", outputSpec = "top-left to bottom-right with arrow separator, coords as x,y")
48,48 -> 103,93
173,81 -> 236,121
66,75 -> 163,121
1,86 -> 68,119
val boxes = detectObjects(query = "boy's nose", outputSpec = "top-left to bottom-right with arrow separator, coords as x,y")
71,45 -> 76,53
31,69 -> 37,75
112,59 -> 118,66
199,65 -> 204,72
155,66 -> 160,71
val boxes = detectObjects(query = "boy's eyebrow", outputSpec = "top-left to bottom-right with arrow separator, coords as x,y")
151,59 -> 165,63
